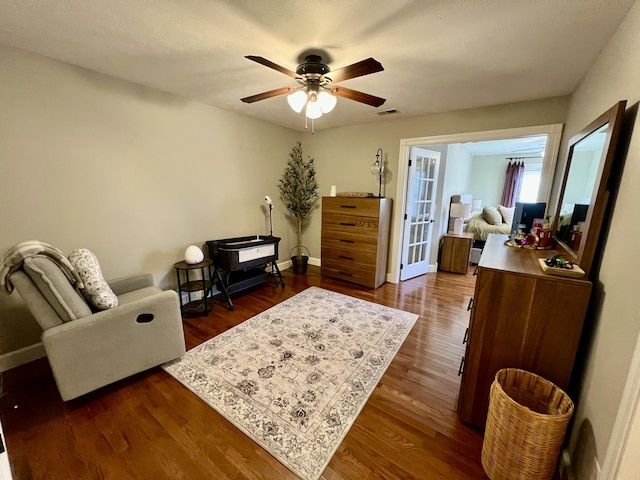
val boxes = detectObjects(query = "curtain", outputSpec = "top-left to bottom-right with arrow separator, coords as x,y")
500,160 -> 525,207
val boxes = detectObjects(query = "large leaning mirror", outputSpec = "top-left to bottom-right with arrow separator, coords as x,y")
552,100 -> 626,277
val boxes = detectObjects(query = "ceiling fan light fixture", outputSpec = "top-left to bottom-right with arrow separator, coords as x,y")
243,54 -> 386,127
305,98 -> 323,119
318,91 -> 337,113
287,90 -> 307,113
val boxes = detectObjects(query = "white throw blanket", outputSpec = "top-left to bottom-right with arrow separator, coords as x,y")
0,240 -> 84,294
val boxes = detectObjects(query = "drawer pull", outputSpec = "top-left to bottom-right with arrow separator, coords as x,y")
467,297 -> 473,311
339,239 -> 355,244
340,205 -> 357,209
463,327 -> 468,344
458,357 -> 465,376
338,271 -> 354,277
339,222 -> 356,226
338,255 -> 354,261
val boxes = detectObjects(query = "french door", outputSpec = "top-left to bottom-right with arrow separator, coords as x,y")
400,148 -> 440,280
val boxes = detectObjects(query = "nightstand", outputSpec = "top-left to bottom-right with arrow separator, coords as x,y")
440,232 -> 474,273
174,258 -> 214,317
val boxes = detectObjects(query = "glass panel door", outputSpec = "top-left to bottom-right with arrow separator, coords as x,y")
401,148 -> 440,280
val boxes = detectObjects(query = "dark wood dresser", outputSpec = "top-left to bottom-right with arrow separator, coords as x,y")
321,196 -> 392,289
458,234 -> 592,429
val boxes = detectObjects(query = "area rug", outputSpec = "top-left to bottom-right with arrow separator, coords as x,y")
162,286 -> 418,480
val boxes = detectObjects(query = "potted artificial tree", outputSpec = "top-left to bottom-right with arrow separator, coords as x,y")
278,141 -> 319,274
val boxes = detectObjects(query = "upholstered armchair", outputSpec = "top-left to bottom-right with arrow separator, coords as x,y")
8,254 -> 186,401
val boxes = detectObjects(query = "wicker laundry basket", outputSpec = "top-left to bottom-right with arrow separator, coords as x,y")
481,368 -> 574,480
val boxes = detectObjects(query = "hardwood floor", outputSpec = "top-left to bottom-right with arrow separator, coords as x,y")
0,265 -> 487,479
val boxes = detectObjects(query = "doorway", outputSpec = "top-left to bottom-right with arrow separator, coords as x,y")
388,124 -> 563,284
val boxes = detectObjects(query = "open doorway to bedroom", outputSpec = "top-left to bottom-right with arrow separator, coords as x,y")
389,124 -> 563,283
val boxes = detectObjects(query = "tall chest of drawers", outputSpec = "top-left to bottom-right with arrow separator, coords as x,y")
321,196 -> 392,289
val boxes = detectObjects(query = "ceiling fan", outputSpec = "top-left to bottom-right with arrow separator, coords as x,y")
241,54 -> 386,120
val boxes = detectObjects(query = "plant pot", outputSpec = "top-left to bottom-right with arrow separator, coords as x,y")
291,255 -> 309,274
290,246 -> 310,274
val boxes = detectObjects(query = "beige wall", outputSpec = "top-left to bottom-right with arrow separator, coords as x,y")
469,154 -> 512,208
0,44 -> 300,356
558,1 -> 640,477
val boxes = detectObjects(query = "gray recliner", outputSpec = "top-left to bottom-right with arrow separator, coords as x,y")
9,256 -> 186,401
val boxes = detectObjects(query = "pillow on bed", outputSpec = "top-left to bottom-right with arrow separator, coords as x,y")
498,205 -> 515,227
482,207 -> 503,225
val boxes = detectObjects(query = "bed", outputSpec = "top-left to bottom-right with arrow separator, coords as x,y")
464,213 -> 511,241
449,194 -> 511,242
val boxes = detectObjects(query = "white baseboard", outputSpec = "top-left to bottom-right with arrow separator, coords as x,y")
278,257 -> 320,270
308,256 -> 321,267
559,448 -> 575,480
278,259 -> 292,270
0,343 -> 46,372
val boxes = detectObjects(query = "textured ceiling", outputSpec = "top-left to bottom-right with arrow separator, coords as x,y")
0,1 -> 634,132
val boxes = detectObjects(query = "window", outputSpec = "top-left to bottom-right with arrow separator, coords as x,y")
518,160 -> 543,203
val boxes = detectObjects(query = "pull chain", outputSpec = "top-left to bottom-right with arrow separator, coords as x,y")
303,116 -> 316,135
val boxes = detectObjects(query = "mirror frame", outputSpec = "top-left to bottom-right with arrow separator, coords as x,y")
552,100 -> 626,277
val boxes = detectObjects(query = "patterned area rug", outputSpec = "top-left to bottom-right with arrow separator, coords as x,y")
163,286 -> 418,480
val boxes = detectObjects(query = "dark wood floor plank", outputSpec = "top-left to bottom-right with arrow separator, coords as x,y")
0,265 -> 487,479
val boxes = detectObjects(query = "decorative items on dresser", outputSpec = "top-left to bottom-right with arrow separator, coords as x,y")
440,232 -> 474,274
457,234 -> 592,429
321,196 -> 392,289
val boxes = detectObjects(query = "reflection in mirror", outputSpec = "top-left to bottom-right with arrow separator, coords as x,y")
552,100 -> 626,277
556,123 -> 608,246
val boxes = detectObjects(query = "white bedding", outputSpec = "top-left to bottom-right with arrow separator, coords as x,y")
464,213 -> 511,241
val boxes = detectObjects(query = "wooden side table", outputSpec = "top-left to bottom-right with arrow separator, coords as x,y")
440,232 -> 474,274
174,258 -> 214,317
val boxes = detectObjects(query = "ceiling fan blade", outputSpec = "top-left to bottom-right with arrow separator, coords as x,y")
245,55 -> 298,78
333,86 -> 386,107
241,86 -> 293,103
329,57 -> 384,83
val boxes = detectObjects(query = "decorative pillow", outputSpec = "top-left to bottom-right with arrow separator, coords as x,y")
482,206 -> 503,226
498,205 -> 515,227
68,248 -> 118,311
